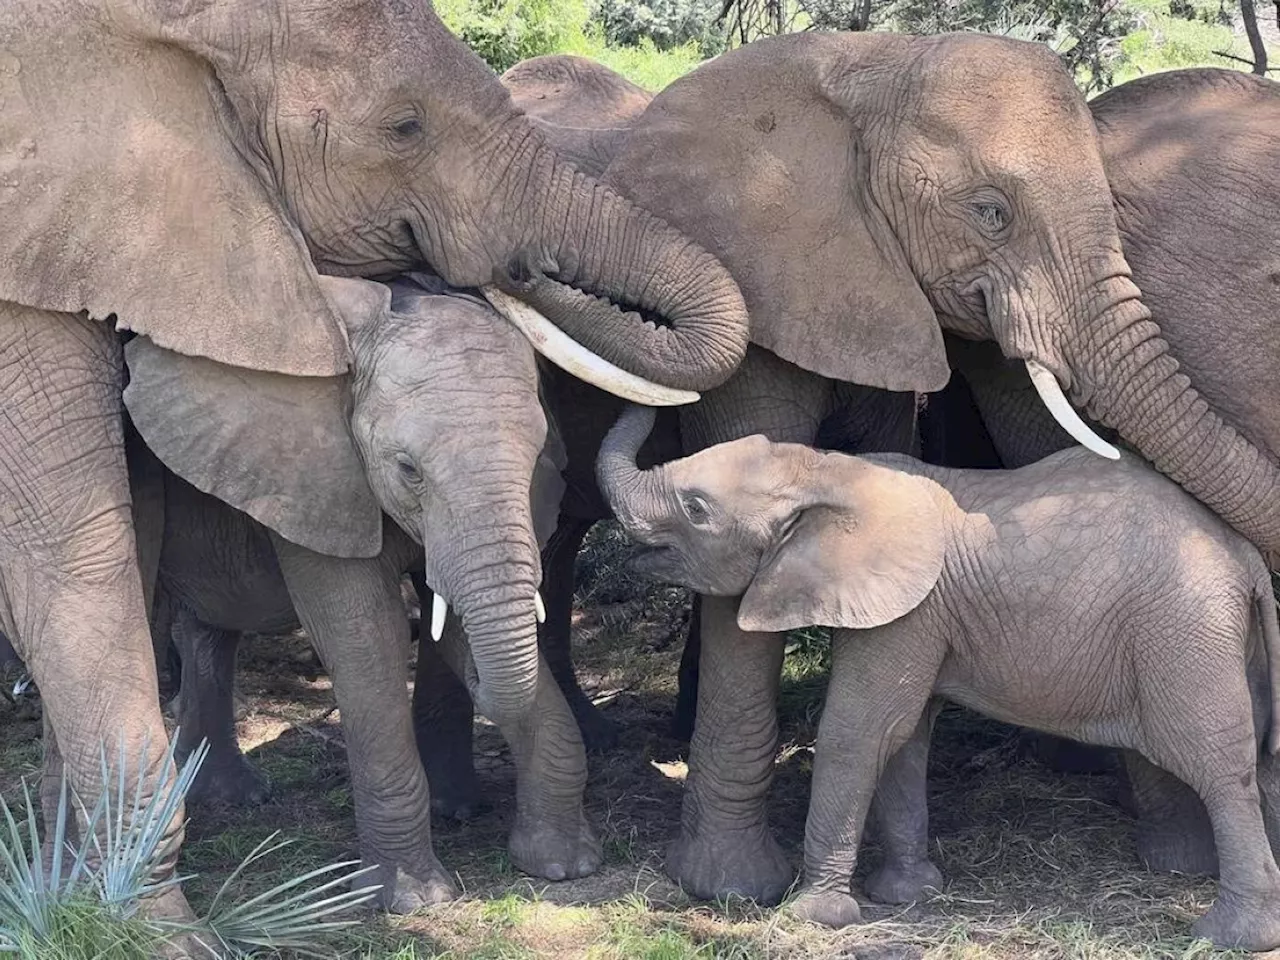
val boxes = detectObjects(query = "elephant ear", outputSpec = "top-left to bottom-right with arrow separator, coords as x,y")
0,16 -> 350,376
123,280 -> 392,558
738,455 -> 945,632
603,32 -> 948,393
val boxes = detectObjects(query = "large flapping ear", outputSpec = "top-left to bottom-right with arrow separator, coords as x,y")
124,336 -> 384,559
603,32 -> 948,393
0,17 -> 350,376
738,455 -> 946,632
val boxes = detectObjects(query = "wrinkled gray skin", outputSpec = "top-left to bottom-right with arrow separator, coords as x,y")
585,33 -> 1280,904
599,405 -> 1280,950
936,68 -> 1280,879
0,1 -> 748,927
125,278 -> 601,910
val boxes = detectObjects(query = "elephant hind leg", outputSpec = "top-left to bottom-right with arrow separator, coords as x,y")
0,304 -> 190,921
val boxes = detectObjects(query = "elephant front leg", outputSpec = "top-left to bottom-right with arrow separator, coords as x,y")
864,702 -> 943,905
170,605 -> 270,807
667,594 -> 792,903
0,305 -> 197,937
273,535 -> 455,913
792,625 -> 941,928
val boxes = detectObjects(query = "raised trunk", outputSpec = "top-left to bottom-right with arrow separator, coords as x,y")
596,405 -> 664,528
496,146 -> 750,393
1067,276 -> 1280,552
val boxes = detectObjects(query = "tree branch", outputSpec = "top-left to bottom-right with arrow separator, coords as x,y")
1212,48 -> 1277,70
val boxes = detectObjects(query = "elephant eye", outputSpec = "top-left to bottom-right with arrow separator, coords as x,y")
969,200 -> 1010,237
395,453 -> 422,485
387,115 -> 423,141
681,494 -> 712,526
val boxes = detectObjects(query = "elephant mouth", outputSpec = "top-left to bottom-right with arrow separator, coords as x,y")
627,545 -> 685,584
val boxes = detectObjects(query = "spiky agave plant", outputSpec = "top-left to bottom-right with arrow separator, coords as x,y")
0,735 -> 380,959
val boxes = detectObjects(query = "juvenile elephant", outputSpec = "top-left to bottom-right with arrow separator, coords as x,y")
125,276 -> 600,909
598,405 -> 1280,951
0,0 -> 748,919
569,33 -> 1280,904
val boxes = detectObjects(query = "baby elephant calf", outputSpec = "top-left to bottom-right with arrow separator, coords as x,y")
598,405 -> 1280,951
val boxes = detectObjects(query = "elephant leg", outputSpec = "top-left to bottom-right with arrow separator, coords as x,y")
1124,750 -> 1217,876
272,534 -> 455,912
0,305 -> 194,928
435,612 -> 601,880
670,345 -> 832,902
671,596 -> 701,742
791,625 -> 942,928
171,604 -> 270,808
539,513 -> 617,753
410,572 -> 484,821
864,700 -> 943,904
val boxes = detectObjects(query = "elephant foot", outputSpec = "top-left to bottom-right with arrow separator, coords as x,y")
144,887 -> 222,958
1192,889 -> 1280,951
427,770 -> 488,823
665,826 -> 793,904
788,887 -> 863,928
508,812 -> 602,881
357,863 -> 457,915
1136,816 -> 1218,876
865,856 -> 943,905
186,752 -> 271,809
568,695 -> 618,754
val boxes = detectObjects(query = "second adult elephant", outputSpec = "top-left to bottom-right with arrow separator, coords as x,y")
125,276 -> 599,908
584,33 -> 1280,904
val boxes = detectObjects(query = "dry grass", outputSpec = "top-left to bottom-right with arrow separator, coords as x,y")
0,523 -> 1260,958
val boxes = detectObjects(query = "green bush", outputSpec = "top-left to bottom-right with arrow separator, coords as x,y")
592,0 -> 726,55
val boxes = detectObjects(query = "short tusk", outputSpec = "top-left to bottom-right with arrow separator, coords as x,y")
430,593 -> 448,643
534,590 -> 546,625
1025,360 -> 1121,460
480,285 -> 700,408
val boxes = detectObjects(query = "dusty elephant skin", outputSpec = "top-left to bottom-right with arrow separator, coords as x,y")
0,0 -> 747,926
585,32 -> 1280,906
126,278 -> 601,904
936,67 -> 1280,878
600,405 -> 1280,951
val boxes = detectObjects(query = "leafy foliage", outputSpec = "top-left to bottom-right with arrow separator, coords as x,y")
594,0 -> 727,55
0,736 -> 377,959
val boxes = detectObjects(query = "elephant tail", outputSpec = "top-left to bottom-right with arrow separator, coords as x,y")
1251,558 -> 1280,756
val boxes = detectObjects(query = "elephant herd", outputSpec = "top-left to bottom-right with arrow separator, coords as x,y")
2,0 -> 1280,951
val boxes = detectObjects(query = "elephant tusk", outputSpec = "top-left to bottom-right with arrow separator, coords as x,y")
1025,360 -> 1121,460
480,285 -> 701,408
534,590 -> 546,625
430,593 -> 448,643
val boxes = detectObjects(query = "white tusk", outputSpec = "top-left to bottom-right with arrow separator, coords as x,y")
534,590 -> 546,624
1025,360 -> 1121,460
480,285 -> 701,408
430,593 -> 448,643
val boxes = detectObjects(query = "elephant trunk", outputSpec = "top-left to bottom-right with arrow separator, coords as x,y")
596,405 -> 664,530
430,503 -> 543,721
488,146 -> 750,396
1066,275 -> 1280,552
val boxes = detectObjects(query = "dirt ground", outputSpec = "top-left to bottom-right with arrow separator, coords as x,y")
0,524 -> 1258,958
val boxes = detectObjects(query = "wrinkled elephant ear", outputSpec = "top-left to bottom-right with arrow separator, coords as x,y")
738,456 -> 945,632
602,33 -> 948,393
0,21 -> 350,376
122,280 -> 391,559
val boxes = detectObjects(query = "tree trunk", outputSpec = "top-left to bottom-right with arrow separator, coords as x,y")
1243,0 -> 1268,74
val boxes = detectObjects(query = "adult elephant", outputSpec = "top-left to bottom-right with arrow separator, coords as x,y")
935,67 -> 1280,880
0,0 -> 747,924
585,33 -> 1280,903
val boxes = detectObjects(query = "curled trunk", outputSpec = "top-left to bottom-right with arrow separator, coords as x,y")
495,146 -> 750,394
596,405 -> 664,527
1068,277 -> 1280,552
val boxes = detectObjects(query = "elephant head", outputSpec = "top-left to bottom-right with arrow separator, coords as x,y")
124,276 -> 564,717
597,406 -> 945,632
0,0 -> 747,399
601,32 -> 1280,552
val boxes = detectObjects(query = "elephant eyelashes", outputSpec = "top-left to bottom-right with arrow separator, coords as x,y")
395,453 -> 423,485
968,200 -> 1010,238
681,494 -> 712,526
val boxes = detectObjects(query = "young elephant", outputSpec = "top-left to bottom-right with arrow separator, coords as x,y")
598,405 -> 1280,951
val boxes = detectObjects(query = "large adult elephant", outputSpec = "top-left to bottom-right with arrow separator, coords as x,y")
586,33 -> 1280,903
933,67 -> 1280,880
0,0 -> 748,926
